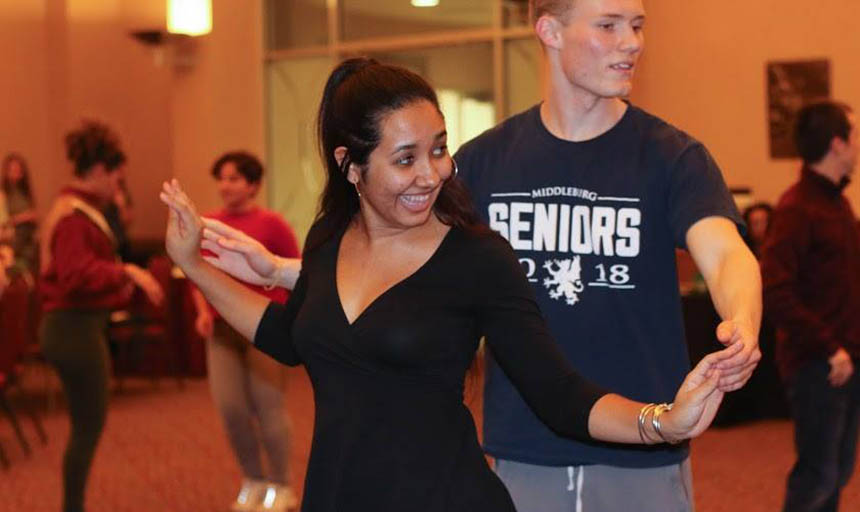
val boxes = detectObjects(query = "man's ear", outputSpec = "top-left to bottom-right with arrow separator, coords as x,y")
831,135 -> 848,157
535,14 -> 564,51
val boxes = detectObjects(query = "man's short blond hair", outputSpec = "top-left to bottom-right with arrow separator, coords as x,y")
529,0 -> 575,26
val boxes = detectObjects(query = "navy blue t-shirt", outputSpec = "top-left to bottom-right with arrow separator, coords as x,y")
455,104 -> 742,467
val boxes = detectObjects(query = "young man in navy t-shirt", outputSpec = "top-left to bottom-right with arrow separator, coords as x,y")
454,0 -> 762,510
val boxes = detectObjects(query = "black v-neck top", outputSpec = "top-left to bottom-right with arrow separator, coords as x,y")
254,223 -> 607,511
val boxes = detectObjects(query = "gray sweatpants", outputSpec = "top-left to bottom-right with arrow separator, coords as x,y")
207,319 -> 290,484
495,457 -> 694,512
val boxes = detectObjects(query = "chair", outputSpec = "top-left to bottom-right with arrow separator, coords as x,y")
0,438 -> 8,470
0,276 -> 48,465
108,255 -> 184,390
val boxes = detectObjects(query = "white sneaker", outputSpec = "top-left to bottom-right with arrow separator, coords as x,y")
231,479 -> 267,512
257,483 -> 299,512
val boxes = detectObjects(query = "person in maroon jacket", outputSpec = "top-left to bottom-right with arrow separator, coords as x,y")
39,121 -> 163,512
761,101 -> 860,512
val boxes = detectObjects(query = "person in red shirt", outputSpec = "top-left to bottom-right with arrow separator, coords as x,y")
190,152 -> 300,512
39,120 -> 163,512
761,101 -> 860,512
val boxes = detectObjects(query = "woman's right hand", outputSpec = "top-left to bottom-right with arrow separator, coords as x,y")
659,341 -> 744,442
160,179 -> 205,270
200,217 -> 287,287
123,263 -> 165,307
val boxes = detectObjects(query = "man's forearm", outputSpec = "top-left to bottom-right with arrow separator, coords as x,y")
705,244 -> 762,336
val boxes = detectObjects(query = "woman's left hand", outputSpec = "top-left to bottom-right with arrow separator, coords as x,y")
660,341 -> 743,442
159,179 -> 205,271
123,264 -> 165,307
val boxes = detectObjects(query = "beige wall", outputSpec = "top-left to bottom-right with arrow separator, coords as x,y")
267,57 -> 333,242
0,0 -> 53,224
171,0 -> 265,216
64,0 -> 174,240
0,0 -> 263,242
632,0 -> 860,210
1,0 -> 175,240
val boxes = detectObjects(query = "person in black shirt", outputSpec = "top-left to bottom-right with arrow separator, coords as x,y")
160,58 -> 740,512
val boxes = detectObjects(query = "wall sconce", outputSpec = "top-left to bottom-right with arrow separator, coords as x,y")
167,0 -> 212,36
130,0 -> 212,69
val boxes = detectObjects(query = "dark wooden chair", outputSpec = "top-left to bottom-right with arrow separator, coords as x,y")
108,255 -> 184,390
0,276 -> 47,468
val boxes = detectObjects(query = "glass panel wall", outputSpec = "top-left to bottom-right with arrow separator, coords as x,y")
503,0 -> 530,27
368,44 -> 495,154
505,38 -> 541,119
267,57 -> 335,239
266,0 -> 328,50
341,0 -> 493,41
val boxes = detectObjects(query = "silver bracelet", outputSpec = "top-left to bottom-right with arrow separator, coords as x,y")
651,403 -> 681,445
637,403 -> 657,444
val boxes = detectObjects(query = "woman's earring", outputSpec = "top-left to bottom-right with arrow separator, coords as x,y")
346,160 -> 361,198
451,158 -> 459,180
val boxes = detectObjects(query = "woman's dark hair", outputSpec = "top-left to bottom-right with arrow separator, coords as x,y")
211,151 -> 264,184
1,153 -> 34,202
741,201 -> 774,257
794,101 -> 853,165
742,202 -> 773,226
309,57 -> 481,253
64,120 -> 127,177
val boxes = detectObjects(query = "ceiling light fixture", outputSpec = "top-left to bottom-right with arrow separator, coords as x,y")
167,0 -> 212,36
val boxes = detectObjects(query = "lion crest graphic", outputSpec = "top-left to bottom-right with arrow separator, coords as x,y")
543,257 -> 585,306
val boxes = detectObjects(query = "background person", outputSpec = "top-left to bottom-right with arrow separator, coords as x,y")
1,153 -> 39,279
190,151 -> 301,512
761,101 -> 860,512
39,120 -> 163,512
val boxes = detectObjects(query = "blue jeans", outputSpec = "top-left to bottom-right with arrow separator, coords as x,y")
783,359 -> 860,512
